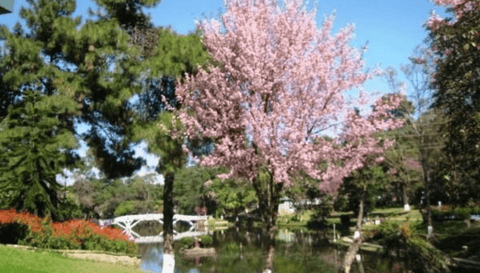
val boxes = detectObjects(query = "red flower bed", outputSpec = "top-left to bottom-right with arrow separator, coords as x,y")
0,209 -> 133,244
0,209 -> 43,233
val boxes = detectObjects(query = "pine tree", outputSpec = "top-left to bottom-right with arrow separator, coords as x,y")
0,90 -> 77,219
126,26 -> 216,272
0,0 -> 165,218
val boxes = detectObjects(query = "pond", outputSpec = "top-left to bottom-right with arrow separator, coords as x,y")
130,222 -> 405,273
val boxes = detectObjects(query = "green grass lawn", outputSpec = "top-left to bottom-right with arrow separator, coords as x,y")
277,210 -> 315,226
0,245 -> 145,273
206,218 -> 231,226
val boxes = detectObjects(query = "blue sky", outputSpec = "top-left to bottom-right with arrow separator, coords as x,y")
0,0 -> 451,186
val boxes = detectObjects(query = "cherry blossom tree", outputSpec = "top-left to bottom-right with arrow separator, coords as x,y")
172,0 -> 405,271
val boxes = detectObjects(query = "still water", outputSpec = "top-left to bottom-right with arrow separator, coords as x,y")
130,222 -> 401,273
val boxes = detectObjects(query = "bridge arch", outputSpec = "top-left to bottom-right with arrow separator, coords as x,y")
98,214 -> 209,243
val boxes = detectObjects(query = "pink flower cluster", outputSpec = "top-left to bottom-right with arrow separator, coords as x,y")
174,0 -> 406,194
428,0 -> 480,31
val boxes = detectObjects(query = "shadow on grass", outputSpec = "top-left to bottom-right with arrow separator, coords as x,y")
430,222 -> 480,259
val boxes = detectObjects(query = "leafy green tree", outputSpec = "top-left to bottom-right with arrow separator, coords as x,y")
70,174 -> 164,219
173,165 -> 218,215
372,111 -> 423,208
338,156 -> 389,218
205,172 -> 258,218
125,24 -> 218,265
426,1 -> 480,205
381,60 -> 448,230
0,90 -> 77,220
72,177 -> 97,218
114,200 -> 136,217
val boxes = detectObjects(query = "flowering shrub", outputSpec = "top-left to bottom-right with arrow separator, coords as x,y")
399,222 -> 411,237
0,209 -> 138,256
440,205 -> 451,212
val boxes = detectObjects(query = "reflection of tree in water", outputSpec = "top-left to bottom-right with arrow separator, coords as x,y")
134,227 -> 405,272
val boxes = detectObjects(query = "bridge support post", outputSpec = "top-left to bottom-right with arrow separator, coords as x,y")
115,218 -> 142,238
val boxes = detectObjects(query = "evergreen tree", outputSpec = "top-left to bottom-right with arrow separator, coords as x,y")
0,90 -> 77,219
124,21 -> 217,273
0,0 -> 171,188
0,0 -> 177,219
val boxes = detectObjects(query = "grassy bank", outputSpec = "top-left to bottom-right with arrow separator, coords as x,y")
0,245 -> 144,273
276,206 -> 423,228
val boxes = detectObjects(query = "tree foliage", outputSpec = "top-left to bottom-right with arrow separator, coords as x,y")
69,175 -> 163,219
427,0 -> 480,202
0,90 -> 77,220
0,0 -> 170,184
172,0 -> 405,270
176,0 -> 404,198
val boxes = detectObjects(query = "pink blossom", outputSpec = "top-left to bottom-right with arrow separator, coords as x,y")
411,57 -> 426,65
388,168 -> 398,175
204,180 -> 213,187
432,0 -> 480,21
173,0 -> 405,194
375,157 -> 385,164
404,159 -> 422,171
427,11 -> 445,32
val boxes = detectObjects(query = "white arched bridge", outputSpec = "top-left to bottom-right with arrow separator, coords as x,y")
98,214 -> 209,244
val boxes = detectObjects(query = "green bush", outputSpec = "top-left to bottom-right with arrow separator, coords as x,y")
15,219 -> 137,256
377,220 -> 401,238
55,196 -> 84,222
114,201 -> 136,217
377,220 -> 452,272
18,220 -> 57,249
81,234 -> 136,256
222,242 -> 239,254
199,235 -> 213,247
472,207 -> 480,215
455,207 -> 471,220
17,220 -> 81,251
0,222 -> 30,244
48,236 -> 81,250
432,207 -> 475,220
179,236 -> 195,249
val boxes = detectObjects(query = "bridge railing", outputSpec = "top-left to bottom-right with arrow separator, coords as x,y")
98,214 -> 209,227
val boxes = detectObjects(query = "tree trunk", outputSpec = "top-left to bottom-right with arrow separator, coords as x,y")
341,191 -> 365,273
402,183 -> 410,211
420,156 -> 433,237
264,213 -> 278,273
163,172 -> 175,273
251,171 -> 283,273
402,183 -> 409,206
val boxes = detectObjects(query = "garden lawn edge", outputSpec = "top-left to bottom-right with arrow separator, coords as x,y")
1,244 -> 142,268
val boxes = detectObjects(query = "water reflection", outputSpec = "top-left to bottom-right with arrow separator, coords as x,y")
134,225 -> 401,273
